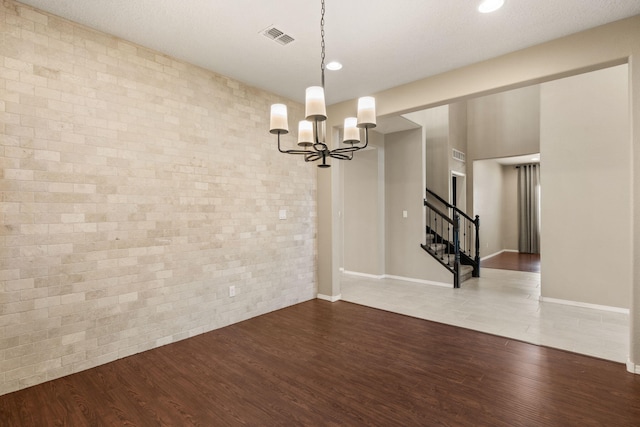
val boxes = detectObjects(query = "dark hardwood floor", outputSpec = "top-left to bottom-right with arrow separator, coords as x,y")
482,251 -> 541,273
1,300 -> 638,426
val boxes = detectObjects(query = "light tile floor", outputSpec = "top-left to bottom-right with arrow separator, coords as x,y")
340,269 -> 629,363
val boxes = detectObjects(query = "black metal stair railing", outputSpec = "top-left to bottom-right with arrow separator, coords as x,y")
421,188 -> 480,288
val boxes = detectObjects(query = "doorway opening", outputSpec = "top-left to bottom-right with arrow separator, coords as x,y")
450,171 -> 466,212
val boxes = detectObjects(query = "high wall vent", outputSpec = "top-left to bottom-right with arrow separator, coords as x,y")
452,149 -> 466,163
263,26 -> 295,45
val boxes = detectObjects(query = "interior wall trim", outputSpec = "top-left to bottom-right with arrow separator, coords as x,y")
539,296 -> 629,314
342,270 -> 451,288
341,270 -> 385,280
382,274 -> 451,288
317,293 -> 342,303
481,249 -> 519,261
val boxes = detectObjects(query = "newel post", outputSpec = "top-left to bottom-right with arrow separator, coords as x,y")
474,215 -> 480,277
453,212 -> 460,289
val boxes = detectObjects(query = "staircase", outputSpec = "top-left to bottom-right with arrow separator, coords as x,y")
421,188 -> 480,288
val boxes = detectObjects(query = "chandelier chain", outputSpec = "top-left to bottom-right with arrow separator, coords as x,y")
320,0 -> 325,87
269,0 -> 376,168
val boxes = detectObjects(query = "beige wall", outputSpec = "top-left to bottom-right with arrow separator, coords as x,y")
384,129 -> 452,283
501,166 -> 518,251
343,142 -> 384,276
473,159 -> 518,258
473,160 -> 505,257
322,15 -> 640,370
342,126 -> 451,283
404,106 -> 449,200
467,85 -> 540,213
0,1 -> 316,395
473,161 -> 519,257
448,101 -> 468,179
540,64 -> 630,309
467,85 -> 540,160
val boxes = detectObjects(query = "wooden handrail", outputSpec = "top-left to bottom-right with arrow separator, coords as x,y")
424,199 -> 454,225
425,188 -> 476,224
426,188 -> 450,207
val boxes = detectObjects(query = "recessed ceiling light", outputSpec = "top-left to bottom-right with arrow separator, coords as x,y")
478,0 -> 505,13
326,61 -> 343,71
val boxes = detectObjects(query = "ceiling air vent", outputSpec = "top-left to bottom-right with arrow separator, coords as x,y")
452,149 -> 466,163
276,34 -> 295,45
263,26 -> 295,45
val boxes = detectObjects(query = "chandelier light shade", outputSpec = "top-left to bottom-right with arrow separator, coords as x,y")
343,117 -> 360,143
269,104 -> 289,134
298,120 -> 314,146
268,0 -> 377,168
357,97 -> 376,126
305,86 -> 327,120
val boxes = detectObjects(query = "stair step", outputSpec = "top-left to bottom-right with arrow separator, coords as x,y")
460,265 -> 474,283
428,243 -> 447,253
421,241 -> 475,286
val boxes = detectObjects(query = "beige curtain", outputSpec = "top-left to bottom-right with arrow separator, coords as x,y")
517,164 -> 540,254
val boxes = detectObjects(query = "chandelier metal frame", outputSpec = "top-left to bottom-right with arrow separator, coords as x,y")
269,0 -> 376,168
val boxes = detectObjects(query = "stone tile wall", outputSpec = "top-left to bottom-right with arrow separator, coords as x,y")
0,0 -> 317,395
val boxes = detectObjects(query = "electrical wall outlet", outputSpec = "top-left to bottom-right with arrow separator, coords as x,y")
229,285 -> 236,297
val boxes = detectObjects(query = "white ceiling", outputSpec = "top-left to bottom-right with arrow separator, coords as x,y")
18,0 -> 640,105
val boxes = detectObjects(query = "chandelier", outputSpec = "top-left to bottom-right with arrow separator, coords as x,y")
268,0 -> 377,168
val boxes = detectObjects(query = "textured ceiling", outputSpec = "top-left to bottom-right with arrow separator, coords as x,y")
17,0 -> 640,105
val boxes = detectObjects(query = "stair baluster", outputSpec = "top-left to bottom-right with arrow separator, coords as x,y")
422,188 -> 481,288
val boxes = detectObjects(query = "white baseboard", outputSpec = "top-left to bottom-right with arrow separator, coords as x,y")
481,249 -> 518,261
627,359 -> 640,375
381,274 -> 451,288
539,296 -> 629,314
341,270 -> 451,288
342,270 -> 385,280
317,293 -> 342,302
